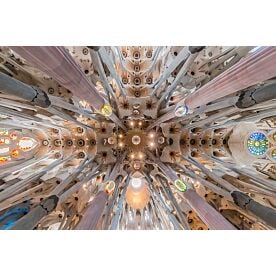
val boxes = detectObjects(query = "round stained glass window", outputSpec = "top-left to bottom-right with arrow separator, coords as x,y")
247,132 -> 269,156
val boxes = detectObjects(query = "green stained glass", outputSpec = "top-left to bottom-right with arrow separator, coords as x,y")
174,179 -> 187,192
247,132 -> 269,156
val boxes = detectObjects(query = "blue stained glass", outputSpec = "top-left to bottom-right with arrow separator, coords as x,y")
247,132 -> 269,156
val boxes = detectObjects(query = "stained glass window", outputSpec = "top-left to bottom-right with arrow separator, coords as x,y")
272,149 -> 276,159
0,155 -> 11,163
11,149 -> 19,157
0,147 -> 10,154
10,133 -> 17,140
0,129 -> 8,136
174,179 -> 187,192
247,132 -> 269,156
18,137 -> 37,151
0,138 -> 10,145
105,181 -> 115,195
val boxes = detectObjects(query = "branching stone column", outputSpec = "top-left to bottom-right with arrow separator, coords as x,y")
75,191 -> 108,230
0,72 -> 50,108
10,195 -> 59,230
75,159 -> 124,230
185,47 -> 276,110
155,158 -> 235,230
10,46 -> 125,129
178,189 -> 236,230
149,47 -> 276,128
232,191 -> 276,228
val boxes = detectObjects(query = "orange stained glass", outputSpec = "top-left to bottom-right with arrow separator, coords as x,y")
0,155 -> 11,163
10,133 -> 18,140
12,149 -> 19,157
0,138 -> 10,145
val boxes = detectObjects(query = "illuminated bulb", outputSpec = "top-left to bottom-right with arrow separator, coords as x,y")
158,137 -> 165,144
149,142 -> 154,147
149,133 -> 154,138
130,121 -> 134,127
130,153 -> 135,159
118,142 -> 124,147
107,137 -> 115,145
139,153 -> 143,159
138,121 -> 142,126
132,135 -> 141,145
131,178 -> 142,188
118,134 -> 123,138
126,177 -> 150,209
